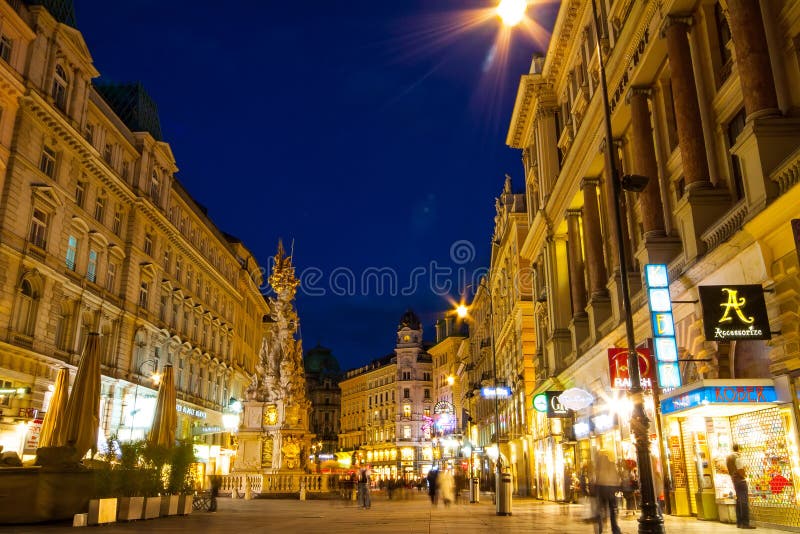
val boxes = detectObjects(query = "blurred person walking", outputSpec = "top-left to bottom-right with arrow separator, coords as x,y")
357,465 -> 372,509
594,451 -> 622,534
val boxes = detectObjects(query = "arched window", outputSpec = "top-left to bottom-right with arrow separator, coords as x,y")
52,65 -> 68,111
16,279 -> 39,337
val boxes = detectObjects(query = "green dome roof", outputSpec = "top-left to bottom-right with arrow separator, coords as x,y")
304,344 -> 341,375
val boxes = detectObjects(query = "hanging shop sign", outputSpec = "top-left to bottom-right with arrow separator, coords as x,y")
608,348 -> 655,390
558,388 -> 594,411
699,285 -> 771,341
532,393 -> 548,413
661,384 -> 777,415
481,386 -> 511,399
545,390 -> 570,418
644,264 -> 681,389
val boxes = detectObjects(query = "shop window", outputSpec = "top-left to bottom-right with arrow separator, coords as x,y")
0,380 -> 12,407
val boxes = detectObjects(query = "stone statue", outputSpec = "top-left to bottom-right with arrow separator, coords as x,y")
280,435 -> 301,470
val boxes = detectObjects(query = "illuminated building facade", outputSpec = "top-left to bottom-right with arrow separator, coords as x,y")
0,0 -> 269,473
429,316 -> 465,468
338,310 -> 434,480
304,344 -> 342,465
506,0 -> 800,526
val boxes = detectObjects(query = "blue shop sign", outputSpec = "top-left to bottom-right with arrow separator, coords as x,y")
661,385 -> 777,415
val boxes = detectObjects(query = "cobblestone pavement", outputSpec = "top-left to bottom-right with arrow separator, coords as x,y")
1,492 -> 789,534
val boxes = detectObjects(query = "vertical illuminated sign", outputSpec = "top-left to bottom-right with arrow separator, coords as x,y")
644,264 -> 681,389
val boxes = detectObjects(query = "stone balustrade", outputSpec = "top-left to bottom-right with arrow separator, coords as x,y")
219,472 -> 333,497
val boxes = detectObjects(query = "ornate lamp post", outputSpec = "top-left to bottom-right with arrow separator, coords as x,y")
589,1 -> 664,532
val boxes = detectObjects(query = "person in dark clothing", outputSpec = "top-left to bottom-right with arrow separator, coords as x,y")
427,468 -> 439,504
594,452 -> 622,534
727,444 -> 755,529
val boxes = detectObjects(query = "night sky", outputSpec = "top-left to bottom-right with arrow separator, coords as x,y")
73,0 -> 557,371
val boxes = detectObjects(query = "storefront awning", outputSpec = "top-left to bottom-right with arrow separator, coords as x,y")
660,379 -> 778,417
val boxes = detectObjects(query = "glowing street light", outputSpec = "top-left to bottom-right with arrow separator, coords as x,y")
456,304 -> 468,319
496,0 -> 527,27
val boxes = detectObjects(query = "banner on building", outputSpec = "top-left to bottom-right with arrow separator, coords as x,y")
699,285 -> 771,341
608,348 -> 655,390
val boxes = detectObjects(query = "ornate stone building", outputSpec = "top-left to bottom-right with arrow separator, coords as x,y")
304,344 -> 342,461
428,315 -> 465,467
506,0 -> 800,525
338,310 -> 434,480
0,0 -> 269,470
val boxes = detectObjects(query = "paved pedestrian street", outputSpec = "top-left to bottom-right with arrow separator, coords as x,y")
2,493 -> 788,534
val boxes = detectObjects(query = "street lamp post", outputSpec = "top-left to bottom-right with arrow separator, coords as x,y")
589,1 -> 664,532
129,359 -> 159,441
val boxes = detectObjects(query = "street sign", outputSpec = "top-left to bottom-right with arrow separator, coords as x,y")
481,386 -> 511,399
699,285 -> 771,341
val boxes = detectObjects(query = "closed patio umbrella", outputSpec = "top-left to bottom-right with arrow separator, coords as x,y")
148,364 -> 176,447
59,332 -> 102,459
37,367 -> 69,448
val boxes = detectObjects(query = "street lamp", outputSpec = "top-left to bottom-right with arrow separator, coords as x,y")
129,359 -> 160,441
589,1 -> 663,532
496,0 -> 527,27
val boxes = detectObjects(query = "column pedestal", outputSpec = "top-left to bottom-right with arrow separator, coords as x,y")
674,187 -> 732,263
634,236 -> 683,267
606,272 -> 643,327
569,315 -> 589,360
586,295 -> 612,344
732,116 -> 800,214
546,328 -> 573,375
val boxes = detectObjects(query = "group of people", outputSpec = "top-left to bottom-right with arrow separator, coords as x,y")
425,467 -> 456,506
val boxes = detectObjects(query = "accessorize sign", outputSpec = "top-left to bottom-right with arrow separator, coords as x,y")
608,348 -> 655,390
699,285 -> 771,341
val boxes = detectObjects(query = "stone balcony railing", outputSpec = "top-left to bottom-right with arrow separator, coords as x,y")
218,472 -> 333,497
770,145 -> 800,196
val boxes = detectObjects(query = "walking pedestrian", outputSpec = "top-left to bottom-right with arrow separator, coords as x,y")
357,465 -> 372,509
437,469 -> 455,507
594,451 -> 622,534
427,467 -> 439,504
727,444 -> 755,529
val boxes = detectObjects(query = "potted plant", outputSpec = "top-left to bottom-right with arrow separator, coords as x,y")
87,439 -> 118,526
169,442 -> 197,515
140,443 -> 170,519
115,441 -> 145,522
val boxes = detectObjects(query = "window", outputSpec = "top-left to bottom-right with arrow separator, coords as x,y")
94,195 -> 106,222
424,389 -> 430,399
403,388 -> 410,399
0,35 -> 12,63
160,294 -> 168,322
726,108 -> 747,201
75,181 -> 86,208
39,146 -> 56,178
54,307 -> 69,351
52,65 -> 68,111
403,404 -> 411,417
106,261 -> 117,291
423,372 -> 431,381
177,259 -> 184,283
29,208 -> 48,248
163,248 -> 171,270
83,123 -> 94,144
65,235 -> 78,271
714,2 -> 733,86
103,144 -> 113,165
121,161 -> 130,181
112,209 -> 122,236
143,233 -> 153,256
16,279 -> 38,336
138,280 -> 149,308
402,371 -> 411,381
150,171 -> 160,203
86,249 -> 98,283
403,425 -> 411,439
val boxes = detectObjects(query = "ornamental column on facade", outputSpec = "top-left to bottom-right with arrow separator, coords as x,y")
581,178 -> 611,344
726,0 -> 800,215
662,14 -> 730,262
543,234 -> 574,373
627,86 -> 682,266
566,209 -> 589,353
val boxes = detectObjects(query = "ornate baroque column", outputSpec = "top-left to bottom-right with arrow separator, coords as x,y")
661,15 -> 711,190
725,0 -> 779,119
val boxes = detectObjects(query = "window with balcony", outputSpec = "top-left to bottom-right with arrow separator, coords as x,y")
29,208 -> 49,249
40,146 -> 56,178
86,249 -> 98,283
65,235 -> 78,271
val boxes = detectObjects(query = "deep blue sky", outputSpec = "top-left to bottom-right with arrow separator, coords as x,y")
73,0 -> 557,370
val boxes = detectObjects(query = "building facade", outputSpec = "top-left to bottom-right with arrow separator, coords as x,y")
338,310 -> 434,480
304,344 -> 342,467
429,315 -> 465,469
0,0 -> 269,475
506,0 -> 800,527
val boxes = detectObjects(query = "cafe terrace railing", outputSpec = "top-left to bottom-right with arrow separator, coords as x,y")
218,472 -> 334,497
